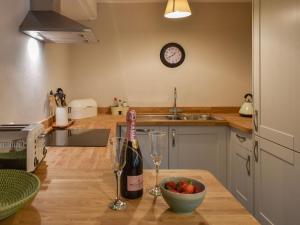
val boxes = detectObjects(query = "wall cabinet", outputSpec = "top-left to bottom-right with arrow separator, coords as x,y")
254,137 -> 300,225
229,129 -> 253,213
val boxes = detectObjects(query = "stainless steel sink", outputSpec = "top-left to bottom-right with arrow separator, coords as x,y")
137,114 -> 221,121
136,114 -> 179,120
180,114 -> 220,121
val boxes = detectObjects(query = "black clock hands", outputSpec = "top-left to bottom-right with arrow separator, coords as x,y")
167,52 -> 176,60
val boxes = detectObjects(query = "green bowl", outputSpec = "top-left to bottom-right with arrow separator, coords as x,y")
0,169 -> 40,220
160,176 -> 206,214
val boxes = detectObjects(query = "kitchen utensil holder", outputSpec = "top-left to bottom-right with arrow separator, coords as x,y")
55,107 -> 68,126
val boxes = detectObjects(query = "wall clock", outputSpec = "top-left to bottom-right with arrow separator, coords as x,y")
160,43 -> 185,68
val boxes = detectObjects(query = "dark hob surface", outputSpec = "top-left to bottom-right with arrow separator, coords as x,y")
46,129 -> 110,147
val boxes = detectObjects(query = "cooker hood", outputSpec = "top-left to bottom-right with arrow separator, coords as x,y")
19,10 -> 98,44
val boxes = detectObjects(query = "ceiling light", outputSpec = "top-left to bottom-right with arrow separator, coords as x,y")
164,0 -> 192,19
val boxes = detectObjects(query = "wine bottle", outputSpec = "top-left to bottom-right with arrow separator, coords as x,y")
121,109 -> 143,199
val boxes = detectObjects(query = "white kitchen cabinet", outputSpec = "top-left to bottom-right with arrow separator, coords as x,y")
253,1 -> 300,224
229,129 -> 253,213
253,0 -> 300,152
254,137 -> 300,225
169,126 -> 227,186
120,126 -> 169,169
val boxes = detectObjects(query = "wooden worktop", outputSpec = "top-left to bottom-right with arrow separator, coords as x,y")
116,113 -> 252,134
217,113 -> 253,133
0,115 -> 258,225
1,168 -> 259,225
42,112 -> 252,134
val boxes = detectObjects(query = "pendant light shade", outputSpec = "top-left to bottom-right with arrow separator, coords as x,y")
164,0 -> 192,19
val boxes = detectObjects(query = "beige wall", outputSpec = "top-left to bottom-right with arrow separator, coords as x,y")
68,2 -> 252,107
0,2 -> 252,123
0,0 -> 70,123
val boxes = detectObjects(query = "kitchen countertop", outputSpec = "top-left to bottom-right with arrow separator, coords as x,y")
0,115 -> 258,225
217,113 -> 253,133
2,169 -> 259,225
117,113 -> 253,134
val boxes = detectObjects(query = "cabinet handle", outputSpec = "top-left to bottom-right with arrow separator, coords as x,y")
172,129 -> 176,148
253,110 -> 258,132
236,134 -> 246,143
136,128 -> 151,134
253,140 -> 258,162
246,155 -> 251,176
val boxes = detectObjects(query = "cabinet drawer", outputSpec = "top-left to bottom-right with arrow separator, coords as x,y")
231,129 -> 252,151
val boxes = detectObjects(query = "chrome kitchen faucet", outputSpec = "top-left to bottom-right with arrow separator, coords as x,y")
173,87 -> 177,117
170,87 -> 181,117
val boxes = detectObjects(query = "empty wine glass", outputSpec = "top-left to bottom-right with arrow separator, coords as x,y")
108,137 -> 127,210
148,131 -> 167,196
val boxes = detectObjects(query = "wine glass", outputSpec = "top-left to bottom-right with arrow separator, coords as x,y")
108,137 -> 127,210
148,131 -> 167,196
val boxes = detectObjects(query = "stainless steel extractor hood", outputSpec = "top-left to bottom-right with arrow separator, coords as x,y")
19,7 -> 98,43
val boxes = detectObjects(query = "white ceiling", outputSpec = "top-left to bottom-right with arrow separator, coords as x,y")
98,0 -> 251,3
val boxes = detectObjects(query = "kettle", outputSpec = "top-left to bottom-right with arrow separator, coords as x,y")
239,93 -> 253,117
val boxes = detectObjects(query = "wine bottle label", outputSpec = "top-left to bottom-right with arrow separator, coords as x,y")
127,175 -> 143,191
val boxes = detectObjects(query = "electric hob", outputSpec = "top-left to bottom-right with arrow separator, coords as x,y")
46,129 -> 110,147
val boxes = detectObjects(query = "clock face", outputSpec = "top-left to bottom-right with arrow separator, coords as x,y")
164,46 -> 182,64
160,43 -> 185,68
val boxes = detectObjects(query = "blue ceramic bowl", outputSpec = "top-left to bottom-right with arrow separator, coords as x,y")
159,177 -> 206,214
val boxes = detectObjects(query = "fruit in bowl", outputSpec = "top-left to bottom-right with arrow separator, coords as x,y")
165,180 -> 203,194
159,177 -> 206,214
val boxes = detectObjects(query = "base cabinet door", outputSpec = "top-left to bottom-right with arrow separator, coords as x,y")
230,141 -> 253,213
121,126 -> 169,169
169,126 -> 227,185
254,137 -> 300,225
229,129 -> 253,213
